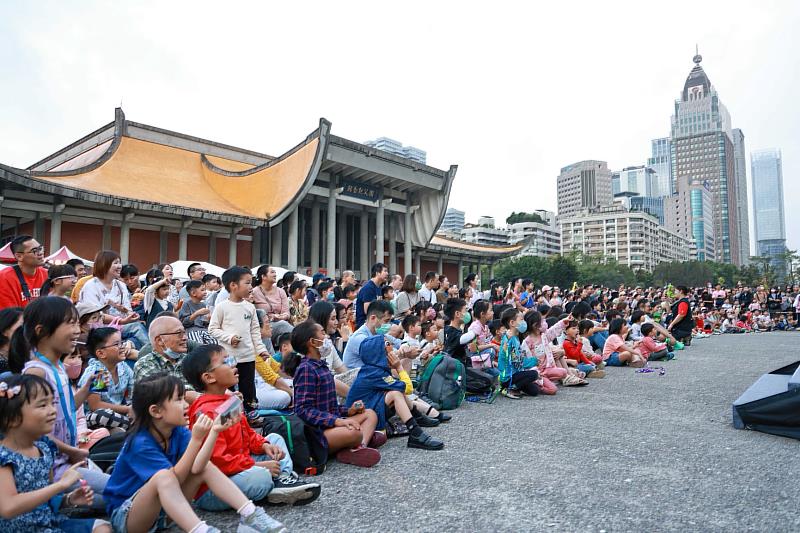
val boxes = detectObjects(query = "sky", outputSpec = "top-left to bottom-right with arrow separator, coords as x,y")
1,0 -> 797,252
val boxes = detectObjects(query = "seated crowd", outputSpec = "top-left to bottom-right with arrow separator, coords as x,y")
0,233 -> 797,532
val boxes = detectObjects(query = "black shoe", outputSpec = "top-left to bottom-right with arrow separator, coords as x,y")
417,393 -> 440,411
436,412 -> 452,423
414,412 -> 440,427
267,472 -> 321,506
407,431 -> 444,450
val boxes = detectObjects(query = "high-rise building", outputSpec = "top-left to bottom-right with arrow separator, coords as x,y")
556,160 -> 613,218
612,165 -> 657,197
614,193 -> 665,225
751,149 -> 787,274
670,51 -> 741,265
731,129 -> 751,263
440,207 -> 465,233
508,210 -> 561,257
647,137 -> 673,197
364,137 -> 427,164
664,179 -> 715,261
560,205 -> 691,271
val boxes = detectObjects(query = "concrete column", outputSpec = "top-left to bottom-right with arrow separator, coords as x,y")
414,251 -> 421,276
338,212 -> 347,272
326,184 -> 337,276
251,227 -> 261,267
457,259 -> 464,285
490,262 -> 495,280
120,214 -> 131,264
0,194 -> 4,237
298,209 -> 306,270
208,232 -> 216,264
178,225 -> 188,261
102,221 -> 112,250
229,226 -> 240,267
159,228 -> 168,264
404,206 -> 412,276
388,214 -> 397,274
271,224 -> 282,267
437,255 -> 443,274
360,212 -> 369,279
33,213 -> 44,243
49,204 -> 64,251
476,263 -> 482,290
310,201 -> 320,274
287,206 -> 299,271
376,203 -> 385,266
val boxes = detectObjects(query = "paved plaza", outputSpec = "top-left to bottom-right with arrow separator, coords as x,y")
205,332 -> 800,532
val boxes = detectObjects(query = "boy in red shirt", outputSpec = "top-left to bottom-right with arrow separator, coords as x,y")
183,345 -> 320,510
562,320 -> 606,378
0,235 -> 48,309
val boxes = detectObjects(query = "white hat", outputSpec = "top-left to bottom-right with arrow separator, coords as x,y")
542,285 -> 552,291
75,302 -> 110,319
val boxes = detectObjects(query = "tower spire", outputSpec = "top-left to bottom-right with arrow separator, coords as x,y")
693,44 -> 702,65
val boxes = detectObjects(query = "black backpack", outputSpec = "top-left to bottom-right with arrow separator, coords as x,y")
88,432 -> 128,474
466,367 -> 497,395
260,414 -> 327,475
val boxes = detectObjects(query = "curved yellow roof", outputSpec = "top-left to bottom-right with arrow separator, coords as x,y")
31,134 -> 320,221
429,235 -> 524,255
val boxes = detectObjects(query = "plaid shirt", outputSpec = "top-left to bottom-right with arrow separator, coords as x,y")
293,357 -> 347,431
133,351 -> 194,391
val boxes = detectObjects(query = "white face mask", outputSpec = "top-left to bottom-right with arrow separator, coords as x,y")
320,337 -> 334,359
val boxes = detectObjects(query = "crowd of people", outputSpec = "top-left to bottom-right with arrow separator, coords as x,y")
0,233 -> 798,532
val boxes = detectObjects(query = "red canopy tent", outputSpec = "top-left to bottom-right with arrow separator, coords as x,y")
0,242 -> 15,263
45,246 -> 94,266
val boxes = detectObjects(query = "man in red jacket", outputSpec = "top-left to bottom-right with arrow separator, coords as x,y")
0,235 -> 48,309
182,344 -> 321,510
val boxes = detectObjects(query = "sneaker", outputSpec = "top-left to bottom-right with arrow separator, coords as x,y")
587,369 -> 606,378
673,341 -> 685,351
501,388 -> 521,399
407,431 -> 444,451
267,471 -> 321,506
666,352 -> 676,361
207,527 -> 222,533
336,445 -> 381,467
238,507 -> 286,533
246,412 -> 266,429
368,431 -> 387,449
630,359 -> 645,368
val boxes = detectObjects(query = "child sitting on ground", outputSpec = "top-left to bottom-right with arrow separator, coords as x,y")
0,375 -> 110,532
290,321 -> 382,468
639,323 -> 675,361
179,280 -> 215,345
346,336 -> 444,451
628,311 -> 646,341
182,345 -> 320,509
103,373 -> 284,533
577,320 -> 604,365
562,320 -> 605,378
79,327 -> 134,431
418,321 -> 442,367
253,313 -> 293,410
602,318 -> 645,367
468,300 -> 498,376
497,308 -> 540,399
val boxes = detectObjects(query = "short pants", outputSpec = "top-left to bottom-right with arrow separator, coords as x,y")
605,351 -> 625,367
60,518 -> 110,533
109,490 -> 165,533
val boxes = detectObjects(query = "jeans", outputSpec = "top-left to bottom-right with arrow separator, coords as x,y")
194,433 -> 293,511
121,321 -> 149,349
576,363 -> 596,374
482,367 -> 501,378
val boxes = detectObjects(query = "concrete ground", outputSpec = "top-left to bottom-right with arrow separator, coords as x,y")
201,332 -> 800,533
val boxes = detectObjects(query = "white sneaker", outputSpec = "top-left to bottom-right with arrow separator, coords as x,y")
238,507 -> 287,533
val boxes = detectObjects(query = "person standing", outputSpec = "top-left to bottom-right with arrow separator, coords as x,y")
355,263 -> 388,329
0,235 -> 48,309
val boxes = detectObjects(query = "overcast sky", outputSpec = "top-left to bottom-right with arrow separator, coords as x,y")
1,1 -> 797,252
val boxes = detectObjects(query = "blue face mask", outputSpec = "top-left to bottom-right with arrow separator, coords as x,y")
516,320 -> 528,334
326,292 -> 335,301
272,351 -> 283,363
164,348 -> 184,360
376,323 -> 391,335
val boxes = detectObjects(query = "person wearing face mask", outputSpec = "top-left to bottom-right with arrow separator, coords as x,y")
76,302 -> 112,364
442,298 -> 476,368
497,308 -> 540,399
395,274 -> 421,318
133,316 -> 199,404
342,300 -> 396,370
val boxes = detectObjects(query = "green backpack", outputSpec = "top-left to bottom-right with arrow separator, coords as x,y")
416,354 -> 466,410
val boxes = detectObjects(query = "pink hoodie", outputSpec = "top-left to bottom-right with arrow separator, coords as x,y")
524,318 -> 567,370
639,336 -> 667,359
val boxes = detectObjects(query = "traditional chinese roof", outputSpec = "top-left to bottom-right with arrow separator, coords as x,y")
427,235 -> 524,257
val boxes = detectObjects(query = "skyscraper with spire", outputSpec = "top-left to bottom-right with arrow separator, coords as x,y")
665,49 -> 743,265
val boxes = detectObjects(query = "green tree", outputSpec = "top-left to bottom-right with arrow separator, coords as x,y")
749,256 -> 775,286
777,248 -> 799,284
506,211 -> 545,225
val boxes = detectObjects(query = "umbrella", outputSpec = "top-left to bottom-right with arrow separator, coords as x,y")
0,242 -> 15,263
44,246 -> 94,266
169,260 -> 226,281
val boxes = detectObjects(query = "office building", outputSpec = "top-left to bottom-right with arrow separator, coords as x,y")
647,137 -> 673,197
364,137 -> 427,164
731,129 -> 751,263
664,178 -> 715,261
507,210 -> 561,257
615,193 -> 665,225
460,217 -> 510,247
612,165 -> 658,197
751,149 -> 787,274
670,51 -> 741,264
557,160 -> 613,218
560,205 -> 691,271
440,208 -> 465,233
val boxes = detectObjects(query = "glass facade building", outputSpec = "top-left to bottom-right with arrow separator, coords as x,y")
751,149 -> 786,273
647,137 -> 673,197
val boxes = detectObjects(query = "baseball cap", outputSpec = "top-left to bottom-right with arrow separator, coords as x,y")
75,302 -> 110,319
